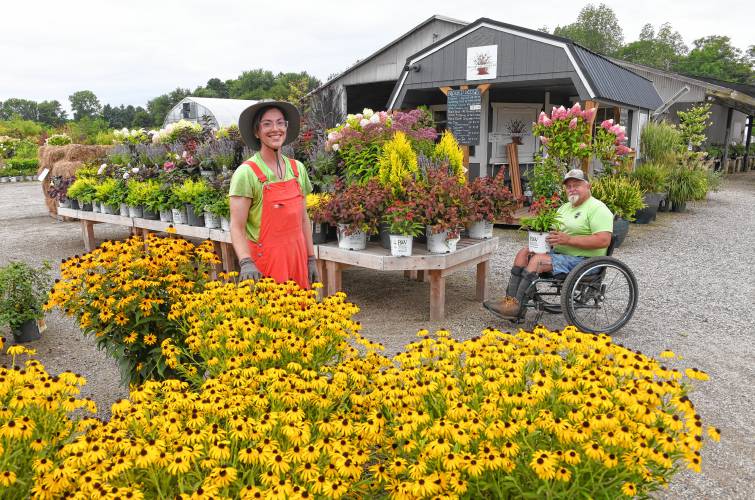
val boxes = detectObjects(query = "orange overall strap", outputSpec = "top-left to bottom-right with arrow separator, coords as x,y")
243,161 -> 267,183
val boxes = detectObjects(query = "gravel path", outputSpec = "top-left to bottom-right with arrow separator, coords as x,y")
1,174 -> 753,497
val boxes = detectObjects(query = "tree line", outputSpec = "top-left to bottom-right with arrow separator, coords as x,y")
547,3 -> 753,83
0,70 -> 320,131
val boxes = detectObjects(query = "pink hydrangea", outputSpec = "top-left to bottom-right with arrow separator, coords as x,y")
569,117 -> 579,130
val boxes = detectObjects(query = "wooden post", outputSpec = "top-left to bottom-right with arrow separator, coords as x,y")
476,260 -> 490,301
581,100 -> 599,174
462,145 -> 470,173
326,261 -> 342,295
429,270 -> 446,321
80,220 -> 95,252
722,107 -> 734,167
743,115 -> 753,171
506,143 -> 523,201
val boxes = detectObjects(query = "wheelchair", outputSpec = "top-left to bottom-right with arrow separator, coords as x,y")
518,235 -> 638,334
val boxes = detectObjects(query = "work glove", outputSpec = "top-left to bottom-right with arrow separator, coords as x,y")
238,257 -> 262,282
307,255 -> 320,285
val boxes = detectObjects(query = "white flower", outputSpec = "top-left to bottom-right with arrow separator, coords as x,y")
97,164 -> 107,175
359,118 -> 369,127
327,132 -> 337,141
362,108 -> 374,118
332,144 -> 340,151
131,167 -> 139,173
123,172 -> 130,180
370,114 -> 380,124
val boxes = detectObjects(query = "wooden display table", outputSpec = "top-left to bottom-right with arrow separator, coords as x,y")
316,237 -> 499,321
57,208 -> 236,272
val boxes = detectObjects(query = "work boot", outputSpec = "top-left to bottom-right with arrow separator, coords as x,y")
505,266 -> 524,297
505,270 -> 538,319
483,296 -> 522,320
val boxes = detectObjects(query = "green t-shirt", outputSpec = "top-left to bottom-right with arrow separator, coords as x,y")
229,153 -> 312,242
555,196 -> 613,257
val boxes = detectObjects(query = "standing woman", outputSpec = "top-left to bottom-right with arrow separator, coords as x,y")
229,101 -> 319,289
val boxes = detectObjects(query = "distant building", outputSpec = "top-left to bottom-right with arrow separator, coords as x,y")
163,97 -> 258,129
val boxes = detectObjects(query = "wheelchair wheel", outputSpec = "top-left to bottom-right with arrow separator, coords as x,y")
560,256 -> 638,334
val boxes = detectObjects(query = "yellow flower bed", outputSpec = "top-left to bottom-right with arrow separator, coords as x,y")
44,234 -> 220,385
8,278 -> 717,498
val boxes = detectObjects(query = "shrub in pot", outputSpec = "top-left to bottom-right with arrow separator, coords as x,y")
519,195 -> 563,254
94,178 -> 126,215
383,200 -> 425,256
320,179 -> 389,250
468,170 -> 517,238
125,180 -> 152,218
66,177 -> 98,211
206,194 -> 230,231
173,179 -> 212,226
139,180 -> 162,220
0,260 -> 53,342
307,193 -> 332,244
416,166 -> 471,252
666,166 -> 708,212
590,174 -> 645,247
630,163 -> 669,223
48,175 -> 74,208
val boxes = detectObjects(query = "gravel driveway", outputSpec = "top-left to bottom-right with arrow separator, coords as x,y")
1,173 -> 753,498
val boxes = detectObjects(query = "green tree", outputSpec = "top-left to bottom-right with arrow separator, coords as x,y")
69,90 -> 102,120
65,116 -> 110,144
146,87 -> 191,127
228,69 -> 277,99
615,23 -> 688,70
674,36 -> 753,83
131,109 -> 153,128
677,103 -> 712,150
37,100 -> 67,126
553,3 -> 623,55
0,98 -> 38,121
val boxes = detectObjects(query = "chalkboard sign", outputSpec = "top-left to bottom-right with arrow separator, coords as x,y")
447,89 -> 481,145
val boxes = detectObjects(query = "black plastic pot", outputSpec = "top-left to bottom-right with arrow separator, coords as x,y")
634,192 -> 663,224
12,319 -> 41,343
186,204 -> 205,227
312,222 -> 330,244
142,209 -> 159,220
80,202 -> 92,211
613,217 -> 629,247
378,222 -> 391,249
671,201 -> 687,213
70,199 -> 80,210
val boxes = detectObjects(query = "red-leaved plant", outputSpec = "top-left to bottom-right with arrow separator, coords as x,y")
319,179 -> 390,235
469,170 -> 518,223
383,200 -> 425,237
416,167 -> 472,239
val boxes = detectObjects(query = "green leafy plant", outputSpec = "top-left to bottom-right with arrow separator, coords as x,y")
0,260 -> 52,330
172,178 -> 213,212
94,178 -> 127,209
141,180 -> 163,212
677,103 -> 712,150
45,134 -> 72,146
527,156 -> 564,199
66,177 -> 98,202
590,175 -> 646,221
630,163 -> 669,193
205,194 -> 230,218
519,194 -> 563,232
125,180 -> 153,207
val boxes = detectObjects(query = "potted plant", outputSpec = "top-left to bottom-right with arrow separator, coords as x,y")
0,260 -> 53,343
505,119 -> 529,145
473,52 -> 491,75
172,178 -> 212,227
307,193 -> 332,244
589,174 -> 645,247
201,189 -> 222,229
94,178 -> 126,215
630,163 -> 669,224
519,195 -> 563,254
140,180 -> 162,220
320,180 -> 389,251
206,194 -> 230,231
417,166 -> 471,253
383,200 -> 425,256
666,166 -> 708,212
48,176 -> 74,208
66,177 -> 98,211
125,180 -> 151,218
468,170 -> 517,238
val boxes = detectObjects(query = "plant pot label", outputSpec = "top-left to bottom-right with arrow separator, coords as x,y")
37,318 -> 47,333
528,231 -> 551,254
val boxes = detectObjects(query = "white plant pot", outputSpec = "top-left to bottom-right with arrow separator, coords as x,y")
128,205 -> 143,218
389,234 -> 413,257
220,217 -> 231,231
0,177 -> 7,183
91,201 -> 100,213
101,204 -> 115,215
337,224 -> 367,251
119,203 -> 130,217
468,220 -> 494,239
9,177 -> 17,183
528,231 -> 551,254
427,229 -> 460,254
171,207 -> 187,225
59,199 -> 71,208
204,212 -> 220,229
159,209 -> 173,222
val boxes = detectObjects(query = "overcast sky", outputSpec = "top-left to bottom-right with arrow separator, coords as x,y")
2,0 -> 752,114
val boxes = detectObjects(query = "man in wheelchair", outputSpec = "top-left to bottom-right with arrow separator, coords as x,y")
484,169 -> 613,320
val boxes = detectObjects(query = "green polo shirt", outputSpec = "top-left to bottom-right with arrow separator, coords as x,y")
229,153 -> 312,242
555,196 -> 613,257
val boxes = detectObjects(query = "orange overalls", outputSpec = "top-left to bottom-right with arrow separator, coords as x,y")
243,159 -> 309,289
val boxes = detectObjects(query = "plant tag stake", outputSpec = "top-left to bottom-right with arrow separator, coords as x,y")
37,318 -> 47,333
38,168 -> 50,182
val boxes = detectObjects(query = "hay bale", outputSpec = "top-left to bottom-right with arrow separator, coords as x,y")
51,160 -> 83,178
38,146 -> 66,170
64,144 -> 109,162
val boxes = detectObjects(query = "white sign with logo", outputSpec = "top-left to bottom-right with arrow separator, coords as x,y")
466,45 -> 497,81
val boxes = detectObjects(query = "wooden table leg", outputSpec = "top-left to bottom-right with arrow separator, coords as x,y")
219,242 -> 235,274
326,261 -> 342,294
315,259 -> 327,295
80,220 -> 95,252
416,270 -> 425,282
476,259 -> 490,301
429,270 -> 445,321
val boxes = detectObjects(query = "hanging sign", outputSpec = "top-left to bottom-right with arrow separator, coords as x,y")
467,45 -> 497,80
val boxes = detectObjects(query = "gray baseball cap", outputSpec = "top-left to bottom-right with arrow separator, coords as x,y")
563,169 -> 588,183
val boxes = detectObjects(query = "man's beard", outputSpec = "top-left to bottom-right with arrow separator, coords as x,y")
568,194 -> 580,205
